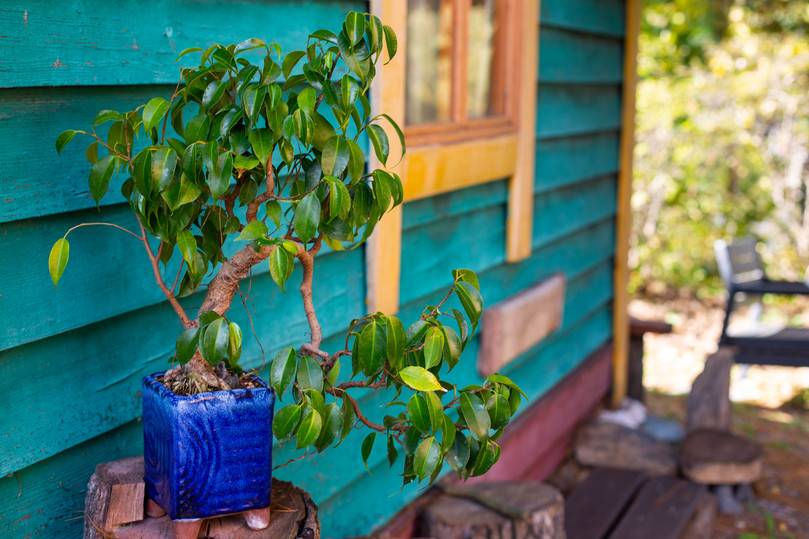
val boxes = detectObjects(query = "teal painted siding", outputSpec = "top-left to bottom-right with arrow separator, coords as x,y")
0,0 -> 627,536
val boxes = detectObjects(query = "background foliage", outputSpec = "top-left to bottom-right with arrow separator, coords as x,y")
631,0 -> 809,297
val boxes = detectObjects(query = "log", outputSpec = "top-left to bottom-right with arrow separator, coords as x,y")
420,481 -> 565,539
84,457 -> 319,539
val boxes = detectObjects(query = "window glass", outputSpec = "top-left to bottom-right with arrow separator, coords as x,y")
406,0 -> 453,125
466,0 -> 497,118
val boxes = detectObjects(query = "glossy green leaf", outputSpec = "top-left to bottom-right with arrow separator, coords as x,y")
486,374 -> 528,398
452,268 -> 480,290
346,139 -> 366,183
93,109 -> 122,126
237,219 -> 268,241
455,280 -> 484,328
200,317 -> 229,366
399,366 -> 445,392
175,327 -> 199,364
296,407 -> 323,448
48,238 -> 70,285
89,155 -> 116,203
447,433 -> 471,472
297,354 -> 324,393
414,436 -> 441,480
297,87 -> 317,113
361,432 -> 376,466
315,403 -> 341,451
202,80 -> 226,109
339,394 -> 355,442
293,191 -> 321,242
423,326 -> 445,369
384,315 -> 406,372
469,439 -> 500,476
367,124 -> 389,165
321,135 -> 350,177
460,393 -> 491,440
56,129 -> 80,153
387,435 -> 399,466
358,318 -> 386,376
228,322 -> 242,361
143,97 -> 170,133
407,393 -> 431,432
486,393 -> 511,430
326,177 -> 351,221
269,244 -> 294,290
176,230 -> 196,265
383,24 -> 398,61
273,403 -> 302,440
248,128 -> 273,165
282,51 -> 306,78
270,347 -> 297,398
344,11 -> 366,46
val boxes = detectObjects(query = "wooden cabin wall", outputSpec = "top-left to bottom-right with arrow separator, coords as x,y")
0,0 -> 627,536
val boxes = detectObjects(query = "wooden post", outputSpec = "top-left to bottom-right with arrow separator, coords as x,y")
612,0 -> 642,407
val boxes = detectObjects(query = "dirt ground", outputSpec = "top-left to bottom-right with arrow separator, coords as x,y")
631,297 -> 809,539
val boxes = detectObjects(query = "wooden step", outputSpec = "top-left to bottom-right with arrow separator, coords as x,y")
565,467 -> 647,539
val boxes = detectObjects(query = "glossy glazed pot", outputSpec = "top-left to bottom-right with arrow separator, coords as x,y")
142,373 -> 275,520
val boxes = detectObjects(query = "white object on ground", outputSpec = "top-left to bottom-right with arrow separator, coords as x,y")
598,398 -> 647,429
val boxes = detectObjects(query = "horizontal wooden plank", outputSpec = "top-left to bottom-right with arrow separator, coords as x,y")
537,84 -> 622,139
536,131 -> 620,192
0,86 -> 169,223
0,1 -> 361,88
0,420 -> 142,538
533,175 -> 617,249
541,0 -> 626,38
0,252 -> 363,475
402,180 -> 508,231
539,27 -> 624,84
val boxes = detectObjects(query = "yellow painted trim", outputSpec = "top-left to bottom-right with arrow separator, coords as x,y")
612,0 -> 641,407
366,0 -> 406,314
404,135 -> 518,201
506,0 -> 540,262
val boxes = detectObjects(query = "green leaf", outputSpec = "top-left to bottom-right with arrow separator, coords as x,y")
55,129 -> 80,154
339,395 -> 355,442
175,327 -> 199,364
315,403 -> 341,451
266,200 -> 282,226
469,439 -> 500,476
486,393 -> 511,430
358,318 -> 386,376
407,393 -> 431,432
237,219 -> 268,241
326,177 -> 351,221
387,435 -> 399,466
425,392 -> 444,432
176,230 -> 196,265
326,358 -> 341,386
455,280 -> 484,329
383,24 -> 398,61
377,113 -> 406,161
297,354 -> 324,393
414,436 -> 441,480
293,191 -> 321,242
93,109 -> 122,126
269,245 -> 294,290
48,238 -> 70,285
234,155 -> 259,170
242,84 -> 267,124
452,268 -> 480,290
346,139 -> 366,183
248,128 -> 273,165
228,322 -> 242,362
200,317 -> 229,366
207,151 -> 233,198
143,97 -> 170,133
282,50 -> 306,78
176,46 -> 202,60
273,404 -> 302,440
297,87 -> 317,113
89,155 -> 116,203
202,80 -> 227,109
270,347 -> 297,398
296,407 -> 323,448
361,432 -> 376,466
447,433 -> 471,472
460,393 -> 491,440
344,11 -> 366,46
384,315 -> 406,372
399,366 -> 445,392
485,374 -> 528,398
442,326 -> 462,369
321,135 -> 350,177
423,326 -> 445,369
367,124 -> 390,165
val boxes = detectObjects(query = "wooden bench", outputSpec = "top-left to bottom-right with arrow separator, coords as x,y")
715,238 -> 809,366
565,467 -> 715,539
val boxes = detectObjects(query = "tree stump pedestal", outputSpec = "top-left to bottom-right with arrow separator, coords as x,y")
84,456 -> 319,539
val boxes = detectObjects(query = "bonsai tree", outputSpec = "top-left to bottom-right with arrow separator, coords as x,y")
50,12 -> 524,484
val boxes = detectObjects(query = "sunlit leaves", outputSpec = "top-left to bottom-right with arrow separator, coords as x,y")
270,347 -> 297,398
294,191 -> 321,242
273,403 -> 302,440
48,238 -> 70,285
414,436 -> 441,480
460,393 -> 490,440
367,124 -> 390,165
297,354 -> 324,393
399,366 -> 444,392
321,135 -> 350,177
423,326 -> 445,369
56,129 -> 80,153
296,407 -> 322,448
143,97 -> 169,133
89,155 -> 116,203
175,327 -> 199,364
269,244 -> 294,290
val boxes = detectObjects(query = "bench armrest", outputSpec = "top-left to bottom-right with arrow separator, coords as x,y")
734,279 -> 809,296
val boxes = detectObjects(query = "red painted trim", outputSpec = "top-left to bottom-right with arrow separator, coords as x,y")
374,343 -> 613,538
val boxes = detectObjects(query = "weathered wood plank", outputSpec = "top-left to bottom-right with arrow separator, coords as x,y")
541,0 -> 626,38
403,180 -> 508,231
540,27 -> 624,84
537,84 -> 622,139
478,274 -> 566,376
0,1 -> 361,88
536,131 -> 620,193
565,468 -> 647,539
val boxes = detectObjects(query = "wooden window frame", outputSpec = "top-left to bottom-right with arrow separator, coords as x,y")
366,0 -> 539,314
404,0 -> 522,147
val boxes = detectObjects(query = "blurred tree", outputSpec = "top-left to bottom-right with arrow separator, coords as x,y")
631,0 -> 808,297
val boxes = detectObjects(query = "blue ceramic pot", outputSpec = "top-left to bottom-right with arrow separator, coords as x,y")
142,373 -> 275,520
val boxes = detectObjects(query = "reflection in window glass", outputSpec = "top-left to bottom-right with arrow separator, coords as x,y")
406,0 -> 453,125
467,0 -> 496,118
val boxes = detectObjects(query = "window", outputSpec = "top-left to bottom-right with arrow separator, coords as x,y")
405,0 -> 518,145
